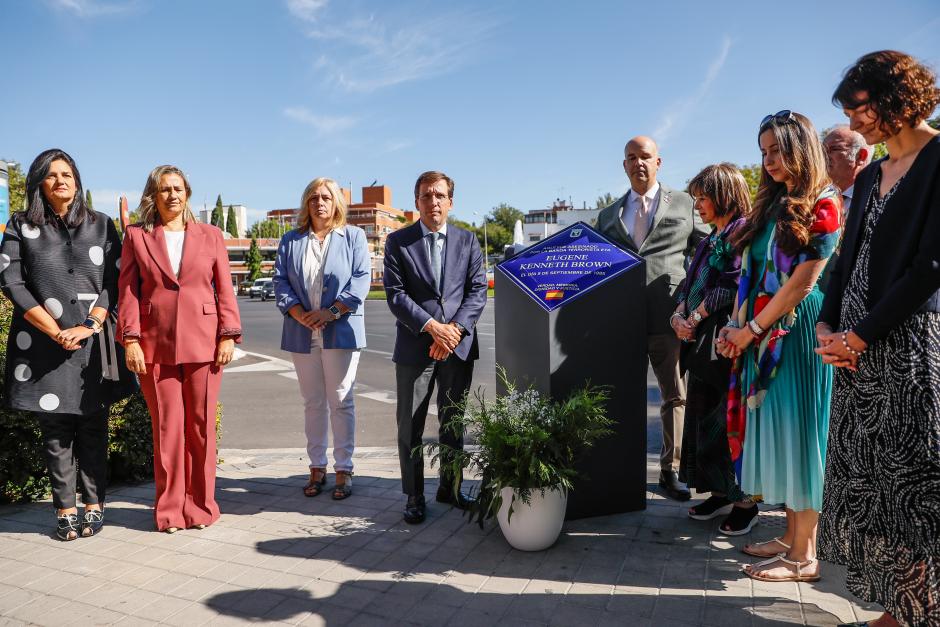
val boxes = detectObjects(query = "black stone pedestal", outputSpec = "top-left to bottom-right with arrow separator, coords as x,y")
495,254 -> 647,518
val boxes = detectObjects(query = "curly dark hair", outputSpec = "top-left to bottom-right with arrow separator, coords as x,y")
833,50 -> 940,136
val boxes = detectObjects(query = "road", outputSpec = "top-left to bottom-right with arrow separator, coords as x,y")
218,296 -> 663,456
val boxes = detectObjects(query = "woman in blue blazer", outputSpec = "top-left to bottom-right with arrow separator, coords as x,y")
272,177 -> 370,499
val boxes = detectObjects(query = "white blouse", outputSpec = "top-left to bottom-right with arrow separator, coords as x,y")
164,230 -> 185,276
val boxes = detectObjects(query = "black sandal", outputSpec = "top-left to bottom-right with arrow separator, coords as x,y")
303,468 -> 327,497
719,504 -> 759,536
688,495 -> 733,520
56,513 -> 80,541
332,471 -> 353,500
81,509 -> 104,537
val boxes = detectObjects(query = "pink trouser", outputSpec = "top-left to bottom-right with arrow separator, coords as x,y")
139,362 -> 222,531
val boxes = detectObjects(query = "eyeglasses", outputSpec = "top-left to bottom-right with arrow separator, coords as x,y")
759,110 -> 795,131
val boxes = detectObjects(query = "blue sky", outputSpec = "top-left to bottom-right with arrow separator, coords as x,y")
2,0 -> 938,225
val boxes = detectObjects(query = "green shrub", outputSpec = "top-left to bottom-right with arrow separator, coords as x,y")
1,295 -> 224,503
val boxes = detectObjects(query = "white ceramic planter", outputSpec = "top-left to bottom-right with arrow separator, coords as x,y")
496,486 -> 567,551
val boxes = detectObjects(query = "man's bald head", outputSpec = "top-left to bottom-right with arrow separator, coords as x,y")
623,135 -> 662,194
823,125 -> 872,192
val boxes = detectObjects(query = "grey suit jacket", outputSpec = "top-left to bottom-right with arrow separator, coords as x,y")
596,183 -> 708,335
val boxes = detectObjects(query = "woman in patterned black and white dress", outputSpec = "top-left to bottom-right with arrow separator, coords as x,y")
0,149 -> 137,541
816,51 -> 940,627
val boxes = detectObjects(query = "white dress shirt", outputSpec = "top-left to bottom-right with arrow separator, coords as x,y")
842,184 -> 854,221
303,230 -> 333,347
164,230 -> 185,276
620,182 -> 662,243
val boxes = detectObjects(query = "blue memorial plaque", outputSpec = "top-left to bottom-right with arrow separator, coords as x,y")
496,222 -> 642,312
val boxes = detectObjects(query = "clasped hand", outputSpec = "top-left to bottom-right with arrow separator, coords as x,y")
426,319 -> 463,361
814,323 -> 865,371
55,325 -> 94,351
715,326 -> 753,359
670,314 -> 695,342
293,307 -> 334,331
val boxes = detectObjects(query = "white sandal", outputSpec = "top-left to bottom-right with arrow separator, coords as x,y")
742,536 -> 791,557
743,554 -> 820,582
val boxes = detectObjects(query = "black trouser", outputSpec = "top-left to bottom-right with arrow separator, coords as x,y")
395,356 -> 474,496
36,409 -> 109,510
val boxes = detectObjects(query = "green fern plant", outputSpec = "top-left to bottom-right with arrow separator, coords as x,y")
425,368 -> 612,526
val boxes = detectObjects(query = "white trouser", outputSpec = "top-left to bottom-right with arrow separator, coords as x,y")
291,347 -> 361,472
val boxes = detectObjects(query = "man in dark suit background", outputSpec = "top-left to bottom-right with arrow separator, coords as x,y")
383,171 -> 487,524
596,136 -> 708,500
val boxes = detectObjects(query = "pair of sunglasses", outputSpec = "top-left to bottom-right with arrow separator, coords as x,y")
759,109 -> 796,131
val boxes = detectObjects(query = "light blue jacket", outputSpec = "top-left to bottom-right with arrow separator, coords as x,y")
273,225 -> 370,352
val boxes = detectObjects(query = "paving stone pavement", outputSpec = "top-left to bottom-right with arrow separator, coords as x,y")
0,447 -> 881,626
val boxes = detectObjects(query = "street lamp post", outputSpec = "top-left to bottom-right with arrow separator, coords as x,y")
474,212 -> 489,274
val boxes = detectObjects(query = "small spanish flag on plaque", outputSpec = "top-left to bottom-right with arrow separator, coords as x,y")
545,290 -> 564,300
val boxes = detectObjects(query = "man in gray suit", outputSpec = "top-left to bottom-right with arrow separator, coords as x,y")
596,136 -> 708,500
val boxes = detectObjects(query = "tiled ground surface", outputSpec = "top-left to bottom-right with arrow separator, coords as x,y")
0,448 -> 879,626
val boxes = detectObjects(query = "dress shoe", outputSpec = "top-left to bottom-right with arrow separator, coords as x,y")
658,470 -> 691,501
435,484 -> 476,510
403,495 -> 426,524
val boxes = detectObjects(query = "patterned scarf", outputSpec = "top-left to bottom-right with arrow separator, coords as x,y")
727,186 -> 842,477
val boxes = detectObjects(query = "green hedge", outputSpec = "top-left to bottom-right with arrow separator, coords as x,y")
0,295 -> 223,504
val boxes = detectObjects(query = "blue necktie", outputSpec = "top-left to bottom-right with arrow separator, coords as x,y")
429,232 -> 442,291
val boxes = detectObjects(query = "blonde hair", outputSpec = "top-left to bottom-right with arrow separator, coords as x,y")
298,177 -> 347,233
136,165 -> 196,232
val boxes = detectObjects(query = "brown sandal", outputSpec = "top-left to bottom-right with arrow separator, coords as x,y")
304,468 -> 327,497
743,555 -> 820,582
332,471 -> 353,500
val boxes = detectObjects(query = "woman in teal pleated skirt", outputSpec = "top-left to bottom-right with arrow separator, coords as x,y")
738,222 -> 832,514
717,110 -> 841,584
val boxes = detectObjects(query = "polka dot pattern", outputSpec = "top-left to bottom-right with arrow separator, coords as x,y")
21,223 -> 40,239
39,394 -> 60,411
89,246 -> 104,266
13,364 -> 31,382
0,253 -> 10,272
15,331 -> 31,350
44,298 -> 64,320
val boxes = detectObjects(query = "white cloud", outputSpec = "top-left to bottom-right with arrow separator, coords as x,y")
286,0 -> 329,22
288,6 -> 499,93
653,37 -> 732,141
45,0 -> 139,17
283,106 -> 356,135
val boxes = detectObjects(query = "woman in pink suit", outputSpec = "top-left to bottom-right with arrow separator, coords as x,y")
118,165 -> 242,533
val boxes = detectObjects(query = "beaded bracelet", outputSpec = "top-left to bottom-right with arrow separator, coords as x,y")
841,331 -> 863,357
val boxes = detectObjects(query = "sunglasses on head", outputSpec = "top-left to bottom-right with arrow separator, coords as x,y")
759,109 -> 796,131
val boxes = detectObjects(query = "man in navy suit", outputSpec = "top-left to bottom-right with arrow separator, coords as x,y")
383,171 -> 487,524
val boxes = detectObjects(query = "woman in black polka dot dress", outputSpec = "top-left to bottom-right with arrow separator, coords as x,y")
0,149 -> 137,541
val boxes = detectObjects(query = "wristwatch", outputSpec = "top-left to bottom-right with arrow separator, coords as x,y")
328,305 -> 342,320
81,318 -> 102,334
690,311 -> 703,326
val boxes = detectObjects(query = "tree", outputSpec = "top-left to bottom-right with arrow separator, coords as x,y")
246,237 -> 263,281
736,164 -> 762,202
489,203 -> 523,231
7,162 -> 26,213
210,195 -> 223,228
226,205 -> 239,238
595,192 -> 617,209
85,190 -> 93,210
929,116 -> 940,130
484,222 -> 511,253
248,219 -> 285,239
